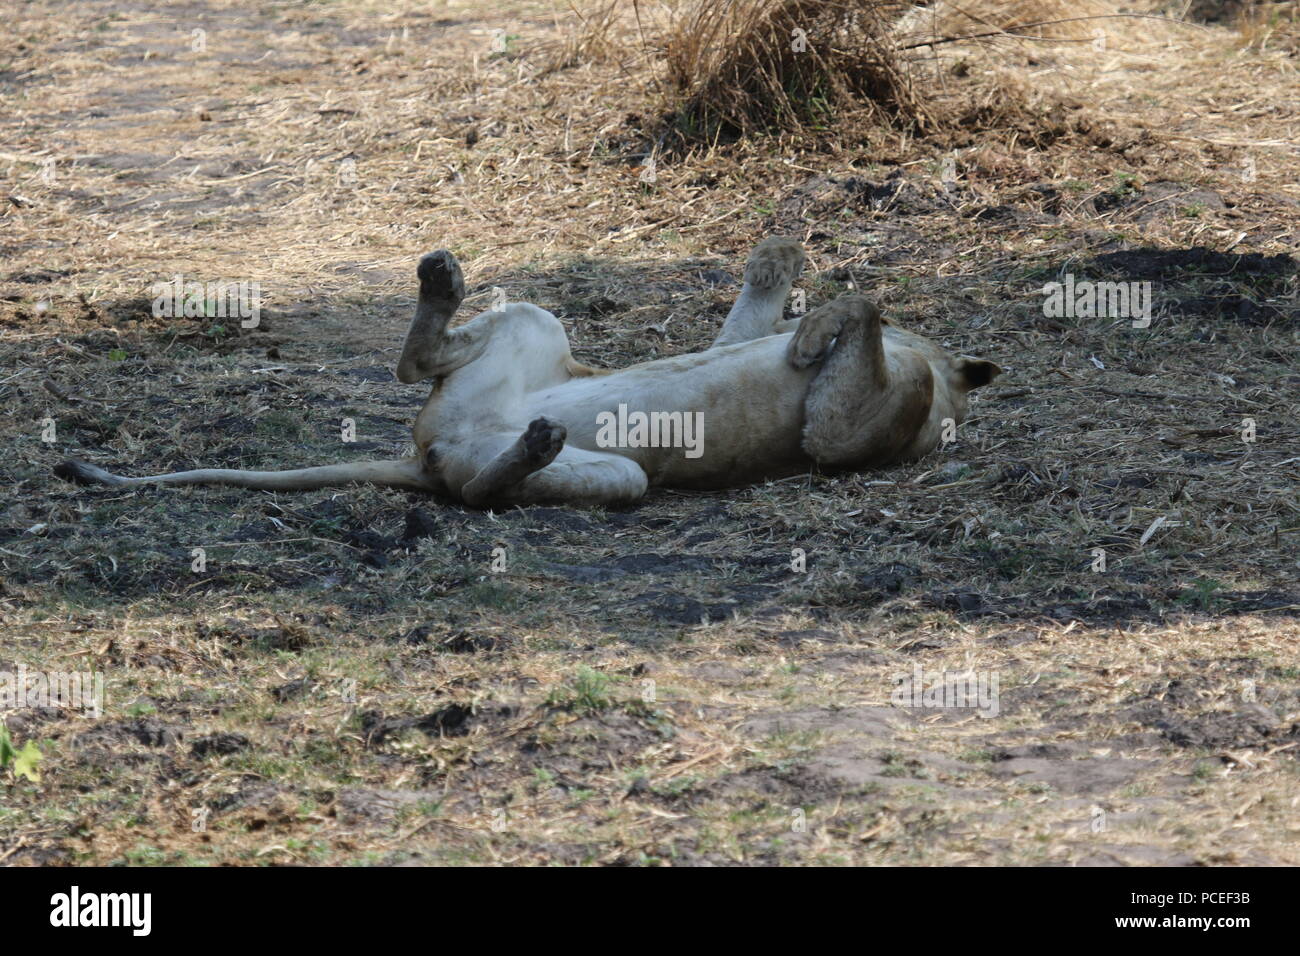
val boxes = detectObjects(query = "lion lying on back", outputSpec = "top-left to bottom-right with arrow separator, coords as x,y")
56,238 -> 1000,507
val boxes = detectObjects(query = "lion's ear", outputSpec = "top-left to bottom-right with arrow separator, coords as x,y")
957,357 -> 1001,390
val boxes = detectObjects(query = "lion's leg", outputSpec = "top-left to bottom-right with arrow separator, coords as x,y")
396,250 -> 486,383
482,445 -> 647,507
451,418 -> 647,508
774,305 -> 891,337
459,417 -> 567,506
711,237 -> 805,348
787,295 -> 878,372
791,295 -> 933,468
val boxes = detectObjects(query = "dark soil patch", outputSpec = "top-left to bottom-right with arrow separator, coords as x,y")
190,732 -> 251,758
1088,246 -> 1297,280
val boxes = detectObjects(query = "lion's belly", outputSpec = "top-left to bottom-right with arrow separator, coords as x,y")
525,335 -> 816,487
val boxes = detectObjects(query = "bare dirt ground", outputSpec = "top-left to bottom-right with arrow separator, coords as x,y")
1,0 -> 1297,865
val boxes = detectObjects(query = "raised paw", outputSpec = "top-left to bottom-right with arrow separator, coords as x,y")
522,416 -> 566,466
417,250 -> 465,306
744,237 -> 805,289
787,327 -> 831,369
786,295 -> 875,369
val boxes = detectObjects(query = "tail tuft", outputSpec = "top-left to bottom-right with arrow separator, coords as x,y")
54,459 -> 125,487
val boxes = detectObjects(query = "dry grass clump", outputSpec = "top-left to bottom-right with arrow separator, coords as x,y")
658,0 -> 933,141
643,0 -> 1171,145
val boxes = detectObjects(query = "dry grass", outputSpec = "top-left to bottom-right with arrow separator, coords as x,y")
630,0 -> 1196,145
0,0 -> 1297,866
543,0 -> 628,72
895,0 -> 1134,41
658,0 -> 930,139
1236,0 -> 1300,51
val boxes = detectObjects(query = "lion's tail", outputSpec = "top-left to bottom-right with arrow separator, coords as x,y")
53,456 -> 432,492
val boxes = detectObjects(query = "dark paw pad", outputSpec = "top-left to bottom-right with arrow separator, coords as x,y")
417,250 -> 465,302
522,417 -> 566,462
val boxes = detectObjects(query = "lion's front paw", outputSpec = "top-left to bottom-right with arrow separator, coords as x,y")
787,295 -> 879,368
744,237 -> 805,289
522,416 -> 567,465
417,250 -> 466,305
787,330 -> 829,369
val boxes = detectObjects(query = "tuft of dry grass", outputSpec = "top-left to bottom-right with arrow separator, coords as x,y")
658,0 -> 933,140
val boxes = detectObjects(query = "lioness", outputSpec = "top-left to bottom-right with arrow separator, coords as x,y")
55,239 -> 1000,507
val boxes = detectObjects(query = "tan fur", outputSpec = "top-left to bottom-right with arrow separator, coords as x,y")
54,240 -> 1000,508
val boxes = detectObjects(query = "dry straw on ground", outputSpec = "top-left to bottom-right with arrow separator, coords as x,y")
0,0 -> 1296,867
894,0 -> 1133,41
